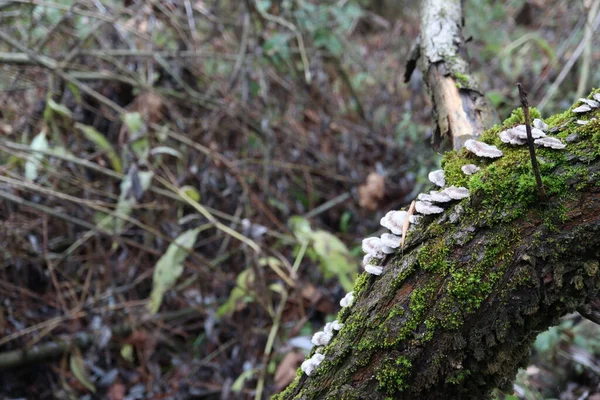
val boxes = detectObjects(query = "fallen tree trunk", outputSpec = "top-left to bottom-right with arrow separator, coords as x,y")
275,104 -> 600,399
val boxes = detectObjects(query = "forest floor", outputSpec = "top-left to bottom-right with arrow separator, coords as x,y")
0,1 -> 599,399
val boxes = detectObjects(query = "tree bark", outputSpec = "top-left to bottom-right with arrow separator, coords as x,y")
275,108 -> 600,399
405,0 -> 498,151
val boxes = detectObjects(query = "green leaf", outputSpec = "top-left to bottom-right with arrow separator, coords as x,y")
232,368 -> 256,393
47,99 -> 73,119
122,112 -> 144,134
25,130 -> 48,181
148,227 -> 201,314
217,269 -> 255,317
76,123 -> 122,173
69,348 -> 96,393
120,344 -> 134,363
180,185 -> 201,202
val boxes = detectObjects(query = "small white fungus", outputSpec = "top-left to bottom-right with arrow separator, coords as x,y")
381,246 -> 395,255
461,164 -> 480,175
442,186 -> 470,200
428,169 -> 445,187
579,98 -> 600,108
429,190 -> 453,203
409,215 -> 422,225
499,125 -> 546,145
534,137 -> 566,149
533,118 -> 548,131
362,254 -> 374,266
362,237 -> 384,256
340,291 -> 355,307
417,193 -> 433,201
380,210 -> 407,235
311,331 -> 333,346
324,320 -> 343,334
415,200 -> 444,215
301,353 -> 325,376
573,104 -> 592,113
499,129 -> 526,145
380,233 -> 401,249
464,139 -> 503,158
364,264 -> 383,275
594,93 -> 600,103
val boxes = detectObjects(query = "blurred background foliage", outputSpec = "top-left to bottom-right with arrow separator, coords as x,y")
0,0 -> 599,399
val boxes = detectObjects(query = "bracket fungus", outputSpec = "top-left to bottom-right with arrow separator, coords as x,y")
461,164 -> 480,175
380,210 -> 408,235
442,185 -> 470,200
573,104 -> 592,113
340,291 -> 355,308
324,320 -> 343,334
534,136 -> 567,149
364,264 -> 384,275
301,353 -> 325,376
311,331 -> 333,346
362,237 -> 384,257
464,139 -> 503,158
380,233 -> 401,249
428,169 -> 445,187
579,98 -> 600,108
415,200 -> 444,215
533,118 -> 548,131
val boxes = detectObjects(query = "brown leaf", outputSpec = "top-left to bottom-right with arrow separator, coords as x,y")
107,383 -> 126,400
358,172 -> 385,211
275,351 -> 305,391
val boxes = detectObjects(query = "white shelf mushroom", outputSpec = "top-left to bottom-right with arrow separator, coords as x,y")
364,264 -> 383,275
311,331 -> 333,346
417,192 -> 433,201
579,98 -> 600,108
415,200 -> 444,215
534,137 -> 566,149
441,186 -> 470,200
362,237 -> 384,257
573,104 -> 592,113
324,320 -> 343,334
464,139 -> 503,158
380,210 -> 407,235
428,169 -> 445,187
429,190 -> 453,203
380,233 -> 401,249
301,353 -> 325,376
499,125 -> 546,145
533,118 -> 548,131
461,164 -> 480,175
340,291 -> 355,307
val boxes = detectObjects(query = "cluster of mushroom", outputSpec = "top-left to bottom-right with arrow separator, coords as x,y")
301,320 -> 344,375
299,107 -> 578,377
573,96 -> 600,125
498,119 -> 566,149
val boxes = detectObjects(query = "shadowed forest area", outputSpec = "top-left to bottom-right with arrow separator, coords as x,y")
1,0 -> 600,399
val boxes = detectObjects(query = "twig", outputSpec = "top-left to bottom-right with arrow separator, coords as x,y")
576,0 -> 600,98
517,83 -> 547,202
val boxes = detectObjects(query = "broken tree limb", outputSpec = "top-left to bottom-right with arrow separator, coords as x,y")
406,0 -> 498,151
275,100 -> 600,399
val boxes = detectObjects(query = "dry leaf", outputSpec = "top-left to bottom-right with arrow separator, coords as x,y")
358,172 -> 385,211
275,351 -> 305,391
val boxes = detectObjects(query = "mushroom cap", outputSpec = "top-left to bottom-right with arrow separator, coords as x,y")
364,264 -> 383,275
340,291 -> 355,307
415,200 -> 444,215
461,164 -> 480,175
324,320 -> 343,334
362,237 -> 384,256
380,210 -> 407,235
533,118 -> 548,131
429,190 -> 453,203
499,125 -> 546,145
311,331 -> 333,346
579,98 -> 600,108
417,192 -> 433,201
464,139 -> 503,158
573,104 -> 592,113
380,233 -> 401,249
428,169 -> 446,187
442,185 -> 470,200
534,137 -> 566,149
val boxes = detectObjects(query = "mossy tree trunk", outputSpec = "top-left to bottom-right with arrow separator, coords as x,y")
405,0 -> 498,151
275,105 -> 600,398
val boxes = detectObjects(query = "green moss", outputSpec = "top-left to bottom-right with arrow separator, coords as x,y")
445,369 -> 471,385
376,356 -> 412,394
454,72 -> 470,89
417,238 -> 450,273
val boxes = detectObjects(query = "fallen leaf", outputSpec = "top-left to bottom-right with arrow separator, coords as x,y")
275,351 -> 305,391
358,172 -> 385,211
